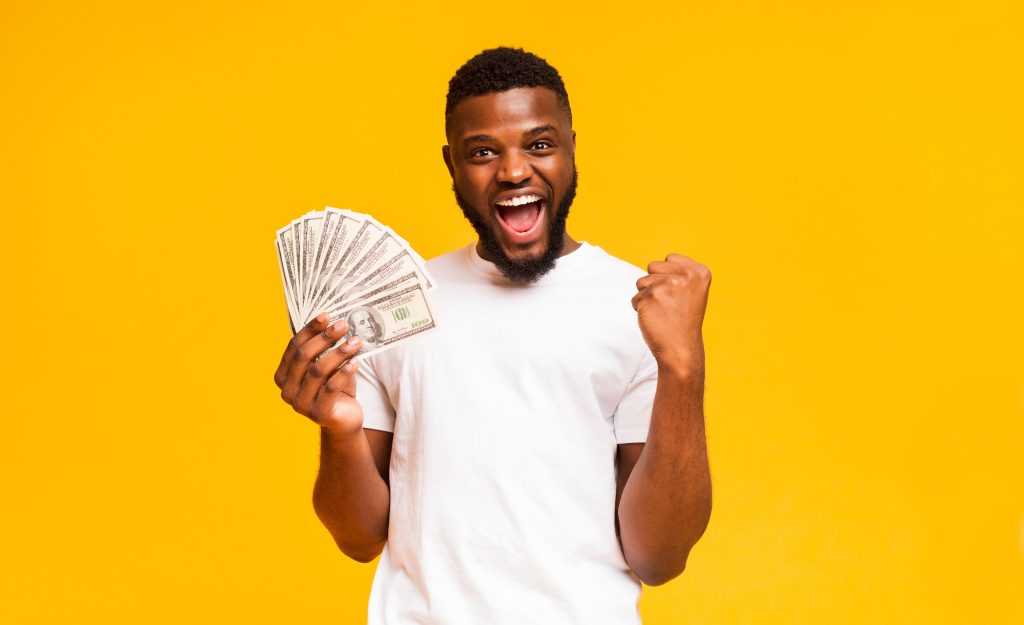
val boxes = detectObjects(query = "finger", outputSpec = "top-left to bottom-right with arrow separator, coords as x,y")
636,273 -> 661,291
293,336 -> 363,414
636,273 -> 674,292
275,312 -> 330,388
665,253 -> 691,264
280,318 -> 349,405
320,357 -> 360,399
645,260 -> 682,276
631,289 -> 647,311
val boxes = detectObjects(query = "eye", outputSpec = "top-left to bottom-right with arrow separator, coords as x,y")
529,141 -> 553,150
470,147 -> 495,158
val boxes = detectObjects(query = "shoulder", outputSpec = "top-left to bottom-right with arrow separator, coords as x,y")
584,244 -> 648,284
425,245 -> 473,278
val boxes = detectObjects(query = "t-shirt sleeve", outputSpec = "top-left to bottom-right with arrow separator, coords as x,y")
355,357 -> 396,433
613,347 -> 658,444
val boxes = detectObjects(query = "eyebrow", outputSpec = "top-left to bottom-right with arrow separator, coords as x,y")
523,124 -> 556,138
462,125 -> 559,146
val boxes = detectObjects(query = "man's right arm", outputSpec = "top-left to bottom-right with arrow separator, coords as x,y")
274,313 -> 392,564
312,427 -> 392,563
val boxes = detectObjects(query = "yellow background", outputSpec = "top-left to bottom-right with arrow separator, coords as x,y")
2,1 -> 1022,623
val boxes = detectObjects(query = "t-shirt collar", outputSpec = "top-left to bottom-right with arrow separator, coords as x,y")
466,240 -> 596,284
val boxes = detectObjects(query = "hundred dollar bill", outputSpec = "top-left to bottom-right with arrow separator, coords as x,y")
298,211 -> 325,315
289,217 -> 307,315
327,282 -> 438,358
305,209 -> 343,307
275,239 -> 299,333
276,224 -> 301,323
307,212 -> 384,321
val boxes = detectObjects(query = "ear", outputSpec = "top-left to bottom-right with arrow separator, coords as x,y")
441,145 -> 455,179
571,130 -> 576,154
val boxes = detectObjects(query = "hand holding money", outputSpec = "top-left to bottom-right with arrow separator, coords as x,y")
274,314 -> 365,434
273,207 -> 438,429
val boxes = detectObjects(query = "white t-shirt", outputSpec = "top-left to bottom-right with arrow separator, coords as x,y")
356,241 -> 658,625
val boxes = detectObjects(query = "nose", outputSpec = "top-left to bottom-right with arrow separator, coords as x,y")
497,149 -> 532,185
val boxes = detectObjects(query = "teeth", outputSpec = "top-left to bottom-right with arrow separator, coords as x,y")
496,194 -> 541,207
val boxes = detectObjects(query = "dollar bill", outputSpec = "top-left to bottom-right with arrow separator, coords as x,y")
274,239 -> 299,333
299,211 -> 325,316
276,224 -> 300,322
327,282 -> 438,357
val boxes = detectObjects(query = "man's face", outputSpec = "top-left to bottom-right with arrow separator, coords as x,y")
443,87 -> 577,284
350,310 -> 377,342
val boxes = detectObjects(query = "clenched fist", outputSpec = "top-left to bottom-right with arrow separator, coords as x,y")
631,254 -> 712,376
274,313 -> 365,435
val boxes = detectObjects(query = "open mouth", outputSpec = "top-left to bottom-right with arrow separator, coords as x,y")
495,194 -> 545,242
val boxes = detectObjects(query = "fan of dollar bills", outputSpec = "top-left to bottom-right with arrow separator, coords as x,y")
274,207 -> 439,356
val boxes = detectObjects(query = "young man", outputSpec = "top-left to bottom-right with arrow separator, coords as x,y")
274,47 -> 712,624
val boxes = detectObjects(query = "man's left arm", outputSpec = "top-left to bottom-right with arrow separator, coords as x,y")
616,253 -> 713,586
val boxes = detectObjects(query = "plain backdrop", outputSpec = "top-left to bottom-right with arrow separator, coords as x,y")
2,1 -> 1022,623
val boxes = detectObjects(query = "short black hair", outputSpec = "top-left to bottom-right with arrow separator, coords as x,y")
445,47 -> 572,135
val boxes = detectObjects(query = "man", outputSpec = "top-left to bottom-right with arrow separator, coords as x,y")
274,47 -> 712,624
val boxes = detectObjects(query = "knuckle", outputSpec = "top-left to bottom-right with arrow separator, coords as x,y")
280,389 -> 295,405
308,363 -> 324,379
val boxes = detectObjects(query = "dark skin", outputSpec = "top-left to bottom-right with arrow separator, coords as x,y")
274,86 -> 713,584
441,87 -> 580,263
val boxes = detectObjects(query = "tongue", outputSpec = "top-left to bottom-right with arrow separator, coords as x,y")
502,201 -> 541,233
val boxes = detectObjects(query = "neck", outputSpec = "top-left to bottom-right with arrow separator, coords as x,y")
560,233 -> 581,256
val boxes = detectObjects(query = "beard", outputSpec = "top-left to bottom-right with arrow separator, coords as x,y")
453,167 -> 578,285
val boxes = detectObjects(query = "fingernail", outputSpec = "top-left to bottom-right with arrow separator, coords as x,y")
347,336 -> 360,347
316,312 -> 328,323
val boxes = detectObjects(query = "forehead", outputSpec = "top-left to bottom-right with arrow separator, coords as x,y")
448,87 -> 569,140
351,310 -> 370,321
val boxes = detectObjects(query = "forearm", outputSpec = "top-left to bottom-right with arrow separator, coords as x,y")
618,359 -> 712,585
312,427 -> 390,563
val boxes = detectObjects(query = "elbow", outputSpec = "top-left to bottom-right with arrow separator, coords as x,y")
338,538 -> 386,563
630,551 -> 689,587
312,500 -> 387,564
